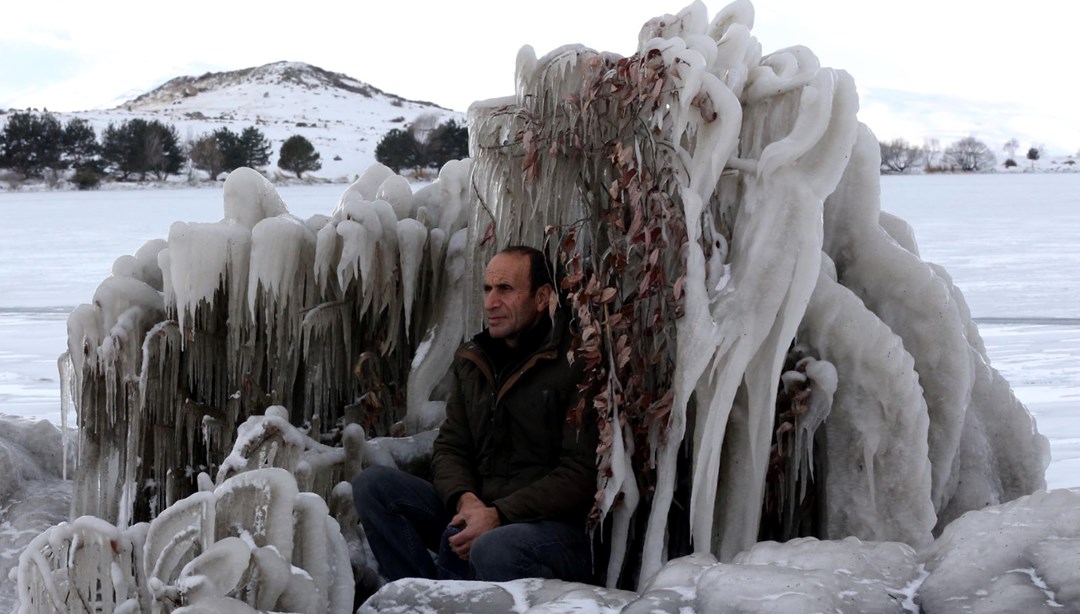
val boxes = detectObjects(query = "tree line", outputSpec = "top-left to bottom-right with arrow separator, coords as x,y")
0,110 -> 323,189
374,114 -> 469,174
879,136 -> 1057,174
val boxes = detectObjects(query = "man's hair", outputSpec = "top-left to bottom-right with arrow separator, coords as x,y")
498,245 -> 552,293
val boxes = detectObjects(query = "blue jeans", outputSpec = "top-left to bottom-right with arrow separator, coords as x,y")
352,465 -> 593,583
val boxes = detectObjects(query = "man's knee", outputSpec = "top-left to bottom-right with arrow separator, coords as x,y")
470,529 -> 527,581
470,531 -> 508,570
351,465 -> 397,515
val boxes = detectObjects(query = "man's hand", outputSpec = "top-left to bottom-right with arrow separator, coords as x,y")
448,492 -> 500,560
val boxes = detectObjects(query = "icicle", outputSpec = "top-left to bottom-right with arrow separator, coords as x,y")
333,219 -> 363,296
57,352 -> 76,479
604,418 -> 640,588
397,218 -> 428,337
247,215 -> 318,315
314,221 -> 341,296
403,228 -> 468,431
164,220 -> 251,337
247,215 -> 317,399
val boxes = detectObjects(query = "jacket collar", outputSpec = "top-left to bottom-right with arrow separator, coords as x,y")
458,307 -> 570,391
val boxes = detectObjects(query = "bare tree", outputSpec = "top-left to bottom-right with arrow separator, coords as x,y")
943,137 -> 996,172
406,113 -> 440,145
924,137 -> 942,171
407,113 -> 441,172
879,138 -> 925,173
1003,138 -> 1019,161
189,134 -> 226,180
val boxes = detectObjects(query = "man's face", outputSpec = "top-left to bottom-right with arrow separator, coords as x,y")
483,252 -> 550,347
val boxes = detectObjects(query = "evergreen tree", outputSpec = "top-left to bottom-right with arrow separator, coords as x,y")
213,127 -> 243,173
190,126 -> 271,180
375,119 -> 468,174
277,135 -> 321,178
1026,145 -> 1042,170
238,127 -> 271,169
374,128 -> 421,173
0,111 -> 65,177
100,119 -> 183,181
100,122 -> 140,181
426,119 -> 469,167
62,118 -> 100,172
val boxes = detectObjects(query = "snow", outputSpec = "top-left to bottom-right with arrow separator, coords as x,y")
1,1 -> 1080,610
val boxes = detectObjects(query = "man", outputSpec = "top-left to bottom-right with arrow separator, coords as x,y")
352,245 -> 597,584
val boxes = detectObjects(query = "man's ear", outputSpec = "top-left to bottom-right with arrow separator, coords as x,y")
535,284 -> 553,313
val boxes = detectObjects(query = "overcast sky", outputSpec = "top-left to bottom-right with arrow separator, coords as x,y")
3,0 -> 1077,152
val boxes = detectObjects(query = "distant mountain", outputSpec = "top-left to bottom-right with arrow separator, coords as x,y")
60,61 -> 466,181
121,61 -> 447,115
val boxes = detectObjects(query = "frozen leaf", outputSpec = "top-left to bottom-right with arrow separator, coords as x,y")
480,222 -> 496,247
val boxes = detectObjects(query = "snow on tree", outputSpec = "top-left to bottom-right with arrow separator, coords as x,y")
39,0 -> 1052,611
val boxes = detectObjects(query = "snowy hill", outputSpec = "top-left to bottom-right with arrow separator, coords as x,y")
27,61 -> 466,183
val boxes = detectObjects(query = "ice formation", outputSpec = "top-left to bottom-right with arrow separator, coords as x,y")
465,0 -> 1047,587
60,161 -> 471,527
14,409 -> 354,613
36,0 -> 1053,611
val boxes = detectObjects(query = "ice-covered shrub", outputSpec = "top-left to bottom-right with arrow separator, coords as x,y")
466,0 -> 1047,586
64,160 -> 472,525
15,467 -> 353,613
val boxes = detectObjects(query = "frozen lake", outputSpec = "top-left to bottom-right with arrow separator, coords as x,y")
0,175 -> 1077,489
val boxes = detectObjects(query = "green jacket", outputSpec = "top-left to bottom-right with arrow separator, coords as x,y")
431,313 -> 597,526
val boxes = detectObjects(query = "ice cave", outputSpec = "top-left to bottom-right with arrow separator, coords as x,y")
14,0 -> 1077,612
